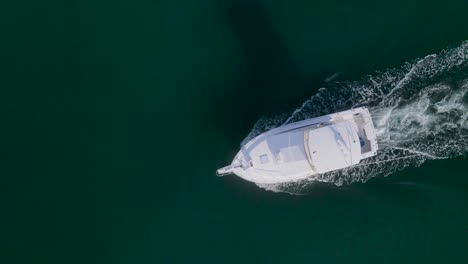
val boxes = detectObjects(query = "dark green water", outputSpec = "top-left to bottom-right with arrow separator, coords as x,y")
2,0 -> 468,263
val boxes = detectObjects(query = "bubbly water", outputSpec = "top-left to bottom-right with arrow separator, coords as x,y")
242,41 -> 468,193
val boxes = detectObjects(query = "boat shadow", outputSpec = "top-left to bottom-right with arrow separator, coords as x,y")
215,0 -> 309,139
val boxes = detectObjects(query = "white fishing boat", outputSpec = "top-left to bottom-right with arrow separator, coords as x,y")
217,107 -> 378,184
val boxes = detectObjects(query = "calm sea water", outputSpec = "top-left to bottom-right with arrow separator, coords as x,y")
2,0 -> 468,263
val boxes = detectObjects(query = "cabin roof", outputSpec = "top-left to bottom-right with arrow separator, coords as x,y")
306,121 -> 361,173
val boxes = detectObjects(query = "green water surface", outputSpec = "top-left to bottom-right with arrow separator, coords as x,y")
2,0 -> 468,263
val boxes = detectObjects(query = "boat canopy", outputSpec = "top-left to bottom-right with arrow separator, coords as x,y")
305,121 -> 361,173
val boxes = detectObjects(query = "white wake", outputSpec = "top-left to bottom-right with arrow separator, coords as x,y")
242,41 -> 468,193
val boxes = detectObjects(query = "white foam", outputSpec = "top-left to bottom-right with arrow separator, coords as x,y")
324,72 -> 341,83
244,41 -> 468,194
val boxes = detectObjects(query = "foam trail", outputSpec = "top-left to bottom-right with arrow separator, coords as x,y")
324,72 -> 341,83
242,41 -> 468,194
386,146 -> 444,159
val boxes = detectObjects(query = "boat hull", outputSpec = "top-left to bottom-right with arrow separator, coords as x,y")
217,107 -> 378,184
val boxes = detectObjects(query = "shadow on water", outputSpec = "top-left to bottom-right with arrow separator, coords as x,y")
217,0 -> 313,140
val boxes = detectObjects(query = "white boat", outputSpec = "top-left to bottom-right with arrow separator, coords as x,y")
217,107 -> 378,184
